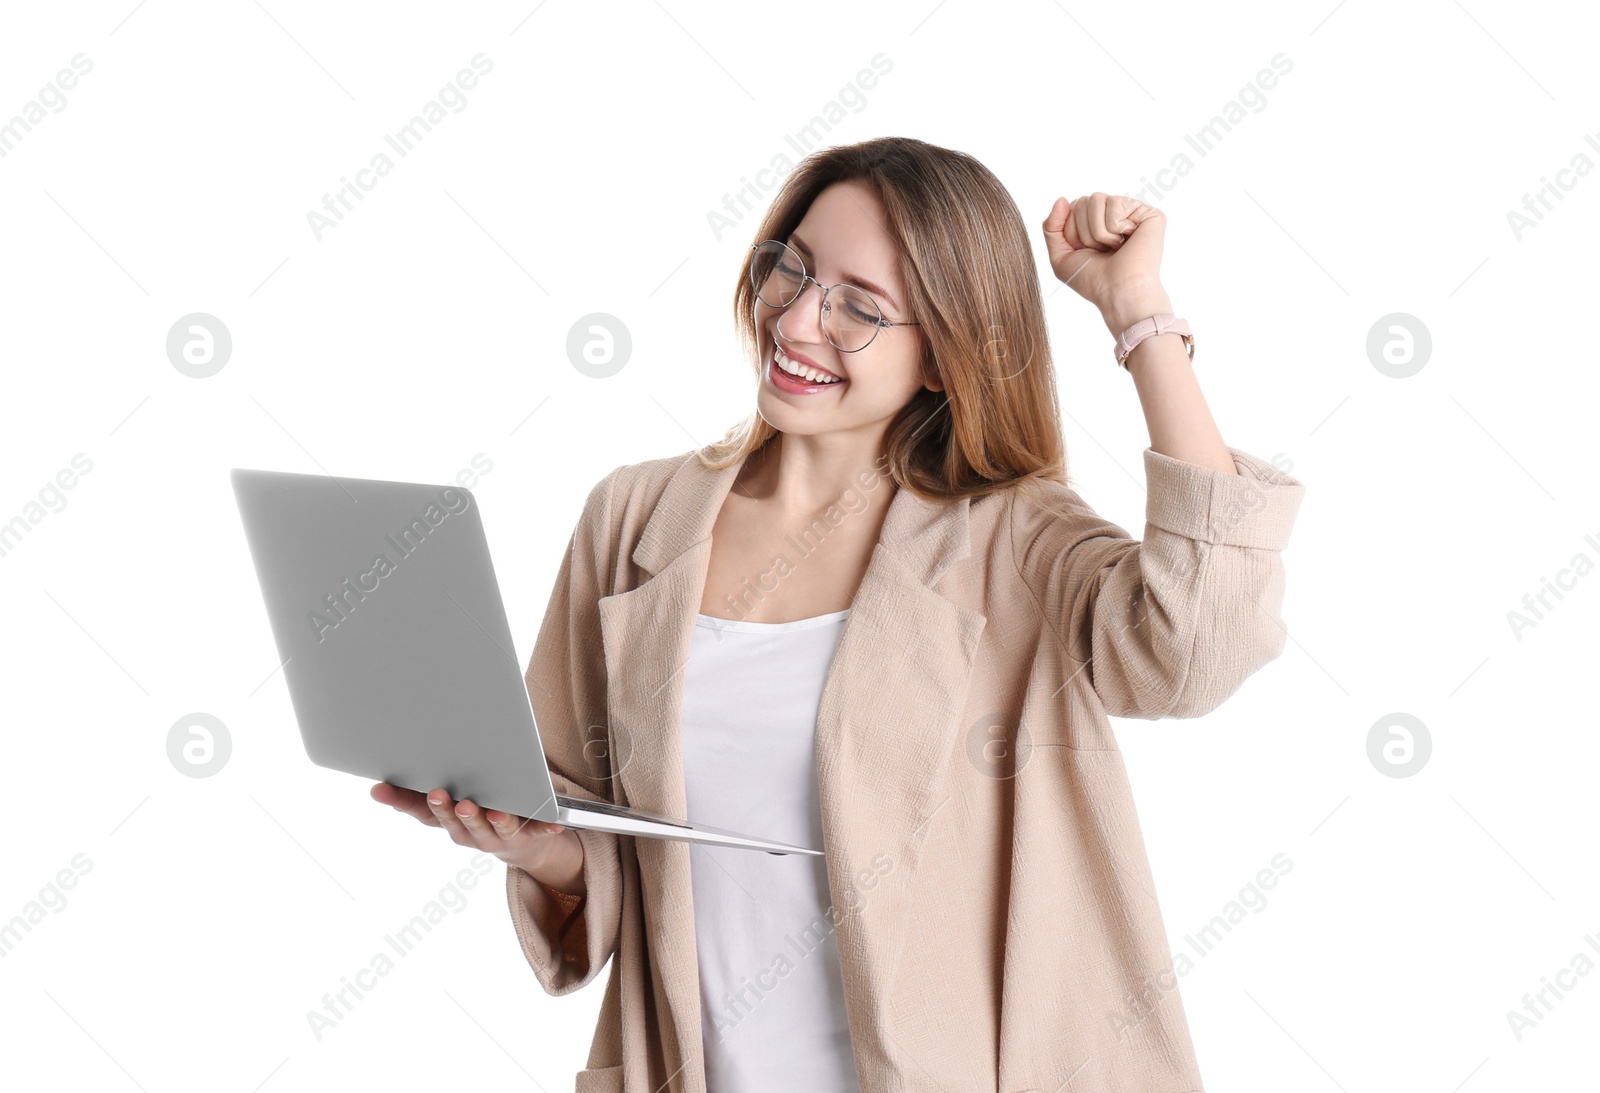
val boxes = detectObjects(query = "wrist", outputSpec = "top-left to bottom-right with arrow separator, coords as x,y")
520,829 -> 586,897
1100,285 -> 1174,336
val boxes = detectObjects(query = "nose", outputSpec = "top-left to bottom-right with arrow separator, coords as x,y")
775,278 -> 827,345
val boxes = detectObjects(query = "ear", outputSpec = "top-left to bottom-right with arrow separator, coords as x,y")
920,347 -> 944,392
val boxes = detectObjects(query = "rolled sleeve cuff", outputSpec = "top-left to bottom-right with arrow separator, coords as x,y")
504,775 -> 623,994
1144,446 -> 1304,550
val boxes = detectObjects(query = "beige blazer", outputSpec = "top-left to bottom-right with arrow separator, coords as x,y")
504,443 -> 1305,1093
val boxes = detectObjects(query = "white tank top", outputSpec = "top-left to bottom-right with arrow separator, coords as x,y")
679,609 -> 861,1093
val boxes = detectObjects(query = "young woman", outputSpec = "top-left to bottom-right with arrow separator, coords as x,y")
373,136 -> 1305,1092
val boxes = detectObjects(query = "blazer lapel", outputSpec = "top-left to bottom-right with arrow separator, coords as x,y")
596,453 -> 740,1089
595,450 -> 986,1087
813,485 -> 987,1058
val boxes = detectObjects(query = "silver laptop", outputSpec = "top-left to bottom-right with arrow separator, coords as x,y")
230,467 -> 820,857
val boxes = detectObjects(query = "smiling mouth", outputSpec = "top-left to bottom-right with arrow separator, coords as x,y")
771,343 -> 843,385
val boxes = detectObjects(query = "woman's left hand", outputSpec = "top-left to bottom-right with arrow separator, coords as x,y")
1041,193 -> 1168,324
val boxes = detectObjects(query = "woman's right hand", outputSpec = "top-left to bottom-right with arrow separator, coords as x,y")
370,782 -> 586,896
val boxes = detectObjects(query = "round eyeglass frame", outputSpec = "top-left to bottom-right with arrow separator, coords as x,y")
748,240 -> 920,353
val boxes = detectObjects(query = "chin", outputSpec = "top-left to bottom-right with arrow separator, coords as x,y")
754,387 -> 825,436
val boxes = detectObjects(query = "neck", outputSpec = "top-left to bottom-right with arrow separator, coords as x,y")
738,430 -> 895,514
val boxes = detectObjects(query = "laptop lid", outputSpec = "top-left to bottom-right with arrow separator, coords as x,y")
230,468 -> 561,821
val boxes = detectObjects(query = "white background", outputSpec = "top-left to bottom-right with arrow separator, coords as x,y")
1,0 -> 1596,1089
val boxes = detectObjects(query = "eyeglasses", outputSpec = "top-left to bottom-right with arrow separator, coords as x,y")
748,239 -> 920,353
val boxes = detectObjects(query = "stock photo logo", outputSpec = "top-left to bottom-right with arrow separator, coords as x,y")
1365,313 -> 1431,379
167,712 -> 233,779
965,711 -> 1034,781
166,313 -> 233,378
1366,712 -> 1431,778
566,312 -> 632,378
573,712 -> 644,785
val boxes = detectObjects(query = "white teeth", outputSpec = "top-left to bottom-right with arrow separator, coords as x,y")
774,346 -> 840,385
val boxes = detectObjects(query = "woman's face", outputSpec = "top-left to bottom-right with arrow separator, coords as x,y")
753,180 -> 938,444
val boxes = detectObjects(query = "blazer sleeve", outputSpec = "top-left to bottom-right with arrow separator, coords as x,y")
505,468 -> 626,995
1013,446 -> 1305,720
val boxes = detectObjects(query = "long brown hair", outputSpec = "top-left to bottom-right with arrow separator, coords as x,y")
703,136 -> 1067,501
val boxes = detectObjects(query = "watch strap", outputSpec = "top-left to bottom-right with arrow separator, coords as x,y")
1114,314 -> 1193,368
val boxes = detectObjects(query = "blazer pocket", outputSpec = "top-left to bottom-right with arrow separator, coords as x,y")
574,1062 -> 623,1093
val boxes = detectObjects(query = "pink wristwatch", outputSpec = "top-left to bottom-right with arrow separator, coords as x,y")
1114,314 -> 1194,369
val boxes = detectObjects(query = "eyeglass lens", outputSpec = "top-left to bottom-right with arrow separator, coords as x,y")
749,240 -> 885,352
